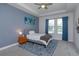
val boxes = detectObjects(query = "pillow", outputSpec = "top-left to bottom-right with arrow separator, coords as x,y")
29,31 -> 35,34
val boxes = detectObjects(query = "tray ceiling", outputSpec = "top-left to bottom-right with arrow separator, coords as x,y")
9,3 -> 78,16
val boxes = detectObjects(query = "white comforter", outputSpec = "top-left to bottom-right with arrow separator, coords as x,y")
27,33 -> 52,46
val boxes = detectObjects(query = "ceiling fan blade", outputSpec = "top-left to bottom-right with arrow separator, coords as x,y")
45,7 -> 48,9
38,7 -> 41,9
34,3 -> 41,5
34,3 -> 52,6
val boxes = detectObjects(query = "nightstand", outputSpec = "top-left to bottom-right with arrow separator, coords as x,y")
18,34 -> 28,45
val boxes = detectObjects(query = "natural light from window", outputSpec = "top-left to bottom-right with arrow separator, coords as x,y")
48,18 -> 63,34
57,18 -> 63,34
48,20 -> 54,34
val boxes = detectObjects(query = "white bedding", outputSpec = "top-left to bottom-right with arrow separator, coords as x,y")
27,33 -> 52,47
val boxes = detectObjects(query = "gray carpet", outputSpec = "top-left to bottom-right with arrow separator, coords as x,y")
19,40 -> 58,56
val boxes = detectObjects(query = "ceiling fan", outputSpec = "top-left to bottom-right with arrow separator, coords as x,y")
34,3 -> 53,9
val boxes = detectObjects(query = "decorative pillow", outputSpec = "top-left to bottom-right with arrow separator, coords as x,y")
29,31 -> 35,34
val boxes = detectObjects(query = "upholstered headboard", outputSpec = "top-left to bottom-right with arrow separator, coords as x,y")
23,28 -> 35,35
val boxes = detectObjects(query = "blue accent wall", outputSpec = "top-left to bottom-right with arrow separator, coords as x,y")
0,4 -> 39,48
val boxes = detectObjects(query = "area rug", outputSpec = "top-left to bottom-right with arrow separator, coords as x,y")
19,39 -> 58,56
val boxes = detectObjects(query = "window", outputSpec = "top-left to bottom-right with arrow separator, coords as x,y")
57,18 -> 63,34
48,20 -> 54,34
48,18 -> 63,34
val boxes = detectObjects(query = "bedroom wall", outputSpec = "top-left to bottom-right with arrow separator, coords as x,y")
0,4 -> 39,48
73,4 -> 79,52
39,12 -> 74,42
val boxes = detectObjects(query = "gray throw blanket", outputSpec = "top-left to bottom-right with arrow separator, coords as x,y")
40,34 -> 52,43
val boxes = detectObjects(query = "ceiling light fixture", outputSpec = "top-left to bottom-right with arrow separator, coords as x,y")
41,5 -> 46,8
34,3 -> 52,9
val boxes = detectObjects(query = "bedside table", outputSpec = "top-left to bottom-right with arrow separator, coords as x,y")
18,34 -> 28,45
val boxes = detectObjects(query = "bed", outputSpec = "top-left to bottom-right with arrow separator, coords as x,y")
26,31 -> 52,47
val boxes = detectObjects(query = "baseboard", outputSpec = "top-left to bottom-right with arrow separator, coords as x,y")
0,43 -> 18,51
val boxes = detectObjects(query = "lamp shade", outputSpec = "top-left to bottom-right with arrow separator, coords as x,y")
18,31 -> 22,35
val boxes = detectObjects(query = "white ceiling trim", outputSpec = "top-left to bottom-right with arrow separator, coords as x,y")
8,3 -> 39,16
8,3 -> 67,17
17,4 -> 39,15
8,3 -> 78,17
39,10 -> 67,16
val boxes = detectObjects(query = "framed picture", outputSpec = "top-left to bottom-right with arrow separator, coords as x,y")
24,16 -> 35,25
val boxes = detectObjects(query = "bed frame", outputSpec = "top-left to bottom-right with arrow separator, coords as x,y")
28,40 -> 47,48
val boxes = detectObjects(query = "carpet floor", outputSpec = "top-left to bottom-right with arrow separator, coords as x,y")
19,40 -> 58,56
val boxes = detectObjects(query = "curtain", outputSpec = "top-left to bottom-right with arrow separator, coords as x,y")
62,16 -> 68,41
45,19 -> 49,34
